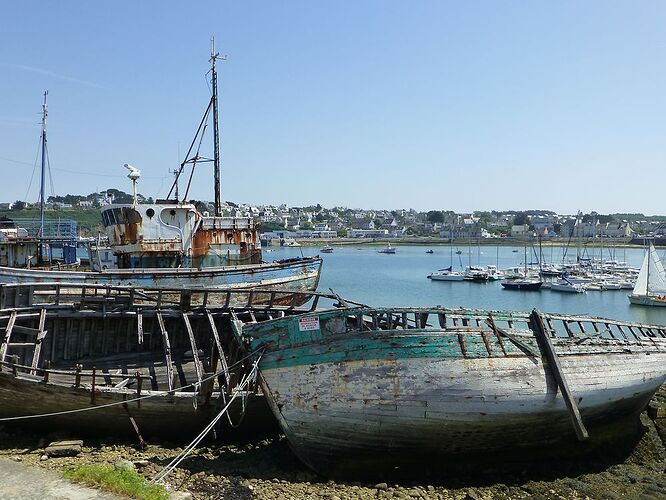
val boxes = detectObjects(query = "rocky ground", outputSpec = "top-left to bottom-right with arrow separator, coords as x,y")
2,398 -> 666,500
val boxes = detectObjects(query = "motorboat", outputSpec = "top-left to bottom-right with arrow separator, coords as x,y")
464,266 -> 489,282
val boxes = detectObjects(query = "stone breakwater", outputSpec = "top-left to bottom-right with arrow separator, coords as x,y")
2,395 -> 666,499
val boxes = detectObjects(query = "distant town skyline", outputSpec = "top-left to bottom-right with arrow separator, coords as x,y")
1,2 -> 665,214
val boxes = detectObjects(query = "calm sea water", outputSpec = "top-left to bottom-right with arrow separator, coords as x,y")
267,243 -> 666,326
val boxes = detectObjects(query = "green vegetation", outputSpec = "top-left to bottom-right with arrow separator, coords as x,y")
63,463 -> 168,500
426,210 -> 443,223
261,221 -> 286,232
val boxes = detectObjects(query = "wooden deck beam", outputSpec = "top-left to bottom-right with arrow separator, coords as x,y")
156,312 -> 175,392
30,308 -> 47,375
530,309 -> 589,442
182,312 -> 203,387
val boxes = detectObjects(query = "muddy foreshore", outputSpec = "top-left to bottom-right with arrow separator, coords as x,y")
2,395 -> 666,499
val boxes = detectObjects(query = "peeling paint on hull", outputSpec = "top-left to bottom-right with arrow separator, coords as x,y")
241,307 -> 666,476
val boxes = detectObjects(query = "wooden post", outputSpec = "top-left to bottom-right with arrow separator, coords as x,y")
30,308 -> 47,375
122,401 -> 146,449
182,312 -> 203,387
135,371 -> 142,408
75,364 -> 82,387
156,312 -> 174,392
530,309 -> 588,441
136,312 -> 144,345
206,310 -> 229,388
42,359 -> 50,383
91,366 -> 97,404
180,290 -> 192,310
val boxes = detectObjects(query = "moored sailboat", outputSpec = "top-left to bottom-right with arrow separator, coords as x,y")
428,266 -> 464,281
378,244 -> 396,254
628,242 -> 666,307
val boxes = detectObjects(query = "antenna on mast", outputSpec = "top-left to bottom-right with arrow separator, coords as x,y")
210,36 -> 226,217
169,168 -> 180,200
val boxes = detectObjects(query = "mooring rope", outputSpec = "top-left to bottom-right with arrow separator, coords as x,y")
152,352 -> 263,484
0,348 -> 262,422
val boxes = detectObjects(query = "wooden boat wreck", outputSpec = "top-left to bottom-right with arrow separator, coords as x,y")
237,305 -> 666,476
0,283 -> 349,441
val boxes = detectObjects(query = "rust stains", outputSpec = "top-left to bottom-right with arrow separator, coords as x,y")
191,228 -> 260,263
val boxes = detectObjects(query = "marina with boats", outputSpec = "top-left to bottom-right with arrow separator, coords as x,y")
1,40 -> 666,500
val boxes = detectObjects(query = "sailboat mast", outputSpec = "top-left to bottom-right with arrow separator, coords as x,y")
39,91 -> 48,239
210,38 -> 223,217
647,240 -> 651,296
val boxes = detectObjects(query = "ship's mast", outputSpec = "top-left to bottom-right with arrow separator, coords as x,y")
210,38 -> 226,217
39,91 -> 48,240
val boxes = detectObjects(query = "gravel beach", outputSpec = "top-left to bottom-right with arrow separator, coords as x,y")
1,391 -> 666,499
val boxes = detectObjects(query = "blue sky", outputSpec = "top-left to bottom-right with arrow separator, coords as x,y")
1,1 -> 664,214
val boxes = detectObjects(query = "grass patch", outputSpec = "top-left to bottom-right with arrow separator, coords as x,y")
63,463 -> 168,500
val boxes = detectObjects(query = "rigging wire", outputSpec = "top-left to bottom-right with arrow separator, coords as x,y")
22,138 -> 42,203
45,142 -> 56,198
152,353 -> 262,485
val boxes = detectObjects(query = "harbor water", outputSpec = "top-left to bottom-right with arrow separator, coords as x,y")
267,244 -> 666,325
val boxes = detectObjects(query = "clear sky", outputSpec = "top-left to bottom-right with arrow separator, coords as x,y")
1,1 -> 664,215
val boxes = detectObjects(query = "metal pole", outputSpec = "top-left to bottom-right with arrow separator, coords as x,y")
40,91 -> 48,240
210,38 -> 224,216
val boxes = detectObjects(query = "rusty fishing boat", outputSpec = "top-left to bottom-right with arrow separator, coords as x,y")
0,42 -> 322,298
237,305 -> 666,476
0,283 -> 349,440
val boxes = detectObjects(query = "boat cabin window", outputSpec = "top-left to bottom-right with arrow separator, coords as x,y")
102,208 -> 142,227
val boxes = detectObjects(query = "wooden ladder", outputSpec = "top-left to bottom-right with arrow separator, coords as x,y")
0,309 -> 48,375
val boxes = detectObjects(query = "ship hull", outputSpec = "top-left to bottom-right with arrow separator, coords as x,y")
0,257 -> 322,293
241,307 -> 666,477
0,373 -> 275,439
260,353 -> 665,476
628,294 -> 666,307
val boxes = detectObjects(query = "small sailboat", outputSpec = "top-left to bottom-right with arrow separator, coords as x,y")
502,243 -> 543,291
628,242 -> 666,307
428,241 -> 463,281
551,273 -> 586,293
428,266 -> 464,281
378,244 -> 396,254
